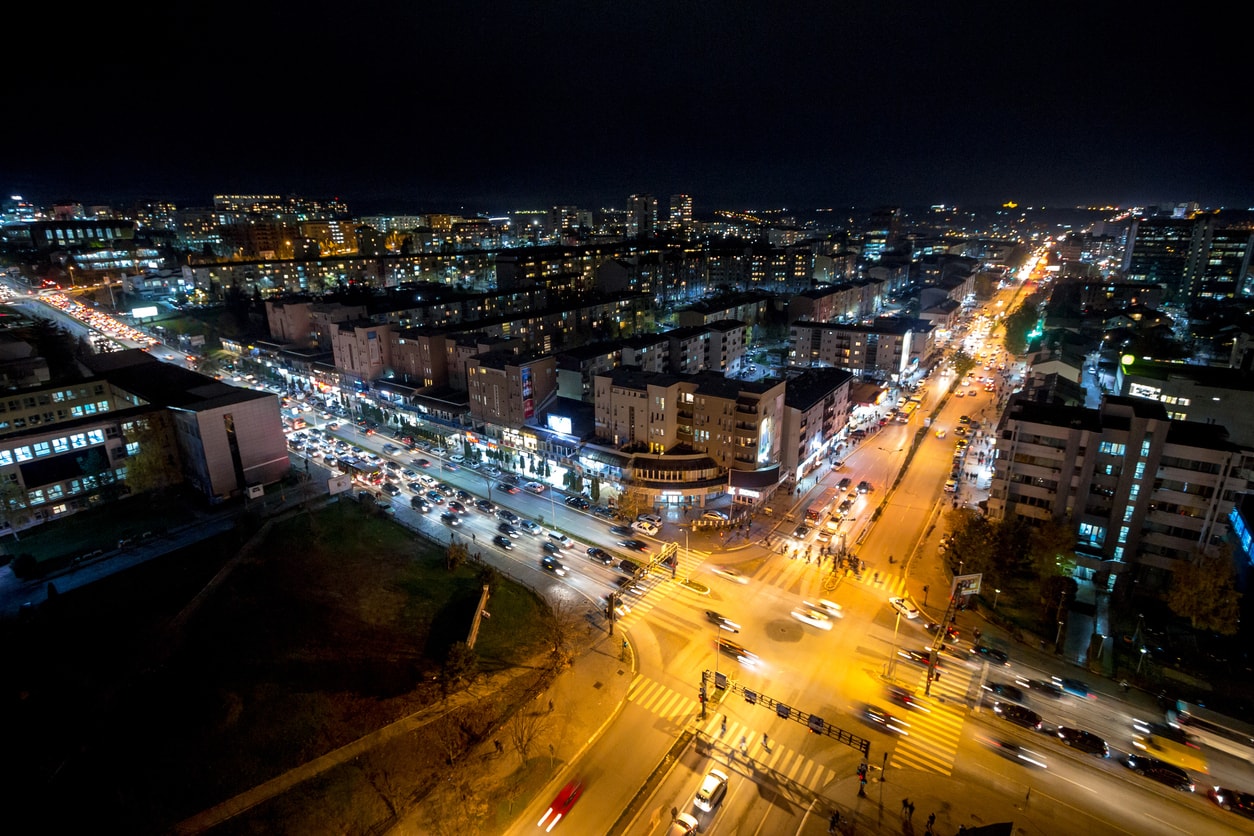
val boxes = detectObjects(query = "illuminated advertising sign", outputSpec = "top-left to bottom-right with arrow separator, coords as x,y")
547,414 -> 573,436
521,366 -> 535,419
131,306 -> 159,319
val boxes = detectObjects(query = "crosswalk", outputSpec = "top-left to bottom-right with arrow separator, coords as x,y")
747,556 -> 907,596
625,674 -> 842,791
885,664 -> 972,775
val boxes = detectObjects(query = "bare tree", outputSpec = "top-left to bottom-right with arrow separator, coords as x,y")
545,595 -> 587,667
508,708 -> 549,766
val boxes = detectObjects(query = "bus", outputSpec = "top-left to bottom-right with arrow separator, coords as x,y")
1132,719 -> 1209,774
1169,700 -> 1254,764
339,456 -> 383,486
805,486 -> 840,524
896,400 -> 919,423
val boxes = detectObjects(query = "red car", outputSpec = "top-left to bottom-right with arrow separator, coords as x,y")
538,779 -> 584,831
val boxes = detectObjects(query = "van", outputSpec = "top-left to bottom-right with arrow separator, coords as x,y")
547,531 -> 573,549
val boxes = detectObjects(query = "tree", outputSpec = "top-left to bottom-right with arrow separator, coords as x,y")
507,707 -> 549,765
545,595 -> 586,667
1168,549 -> 1242,635
942,508 -> 999,578
121,414 -> 183,497
590,476 -> 601,503
446,540 -> 469,571
442,641 -> 478,690
0,475 -> 30,541
1026,516 -> 1077,582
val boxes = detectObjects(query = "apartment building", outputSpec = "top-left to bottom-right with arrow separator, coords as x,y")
619,333 -> 670,372
781,367 -> 854,486
789,318 -> 934,380
466,351 -> 557,431
556,342 -> 624,402
987,396 -> 1254,594
330,320 -> 393,384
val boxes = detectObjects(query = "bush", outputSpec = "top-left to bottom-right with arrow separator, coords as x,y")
10,553 -> 38,579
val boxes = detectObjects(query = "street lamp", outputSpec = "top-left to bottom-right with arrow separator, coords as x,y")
1137,646 -> 1149,674
994,588 -> 1001,610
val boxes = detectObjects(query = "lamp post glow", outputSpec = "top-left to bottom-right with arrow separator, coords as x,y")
994,588 -> 1001,610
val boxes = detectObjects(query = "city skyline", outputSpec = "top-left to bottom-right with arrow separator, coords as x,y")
5,2 -> 1252,213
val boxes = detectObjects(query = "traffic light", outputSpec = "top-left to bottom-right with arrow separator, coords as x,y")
699,683 -> 707,704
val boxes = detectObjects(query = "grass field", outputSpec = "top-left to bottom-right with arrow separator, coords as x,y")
2,500 -> 554,835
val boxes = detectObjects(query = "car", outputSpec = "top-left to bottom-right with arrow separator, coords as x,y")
381,482 -> 401,497
525,481 -> 546,493
497,522 -> 519,538
857,480 -> 873,493
632,520 -> 660,536
426,490 -> 445,504
693,767 -> 729,812
1056,677 -> 1094,699
944,479 -> 957,493
884,684 -> 922,711
837,477 -> 853,490
935,428 -> 947,439
861,703 -> 910,735
540,556 -> 566,576
1018,678 -> 1064,699
701,509 -> 729,521
791,605 -> 833,630
448,500 -> 466,513
586,546 -> 614,565
617,558 -> 642,574
414,458 -> 431,468
636,513 -> 663,526
498,481 -> 520,494
440,512 -> 460,526
407,481 -> 424,494
537,779 -> 583,831
609,525 -> 633,537
441,461 -> 460,472
475,499 -> 496,514
1056,727 -> 1109,757
400,468 -> 418,479
620,538 -> 650,552
1208,786 -> 1254,819
668,812 -> 700,836
814,599 -> 844,618
705,611 -> 741,632
409,496 -> 431,512
492,535 -> 514,550
925,621 -> 959,640
564,495 -> 590,509
992,702 -> 1042,730
889,597 -> 920,619
519,520 -> 542,535
793,524 -> 811,538
836,498 -> 855,515
436,482 -> 455,495
982,681 -> 1026,704
896,648 -> 936,668
449,453 -> 465,464
973,645 -> 1010,665
958,415 -> 971,424
543,541 -> 563,555
614,577 -> 644,595
456,489 -> 473,501
496,508 -> 519,523
985,737 -> 1049,769
710,565 -> 749,584
591,505 -> 615,519
715,637 -> 757,665
1124,753 -> 1194,792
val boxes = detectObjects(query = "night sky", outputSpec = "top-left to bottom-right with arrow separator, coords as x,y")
7,2 -> 1251,213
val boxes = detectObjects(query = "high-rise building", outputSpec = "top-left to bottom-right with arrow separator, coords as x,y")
668,193 -> 693,236
626,194 -> 658,239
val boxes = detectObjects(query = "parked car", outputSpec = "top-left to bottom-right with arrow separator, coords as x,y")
993,702 -> 1042,730
591,505 -> 615,519
1056,727 -> 1109,757
636,513 -> 663,526
701,509 -> 729,521
632,520 -> 660,536
1124,753 -> 1194,792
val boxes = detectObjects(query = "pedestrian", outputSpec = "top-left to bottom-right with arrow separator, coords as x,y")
1120,679 -> 1130,693
901,798 -> 910,815
908,801 -> 915,820
762,732 -> 769,749
721,715 -> 727,735
829,810 -> 841,833
740,734 -> 747,754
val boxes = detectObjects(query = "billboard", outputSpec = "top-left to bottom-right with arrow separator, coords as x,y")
131,306 -> 159,319
521,366 -> 535,419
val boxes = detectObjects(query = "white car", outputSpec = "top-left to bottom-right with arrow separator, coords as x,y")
813,599 -> 844,618
791,606 -> 833,630
701,509 -> 729,521
636,513 -> 663,526
693,767 -> 729,812
632,520 -> 660,536
890,597 -> 920,619
668,812 -> 699,836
